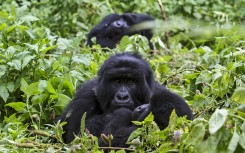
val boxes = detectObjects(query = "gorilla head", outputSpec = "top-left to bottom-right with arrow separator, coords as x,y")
94,53 -> 154,112
87,13 -> 154,49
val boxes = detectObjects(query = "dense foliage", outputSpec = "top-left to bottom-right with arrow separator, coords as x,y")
0,0 -> 244,152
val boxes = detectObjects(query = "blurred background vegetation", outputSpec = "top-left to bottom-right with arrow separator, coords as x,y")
0,0 -> 244,152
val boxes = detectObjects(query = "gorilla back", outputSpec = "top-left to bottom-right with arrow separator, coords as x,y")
60,52 -> 193,147
87,13 -> 154,49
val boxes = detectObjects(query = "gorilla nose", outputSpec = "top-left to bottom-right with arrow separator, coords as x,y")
116,93 -> 130,103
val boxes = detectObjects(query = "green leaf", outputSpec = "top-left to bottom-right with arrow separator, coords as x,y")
209,109 -> 228,134
0,11 -> 8,19
21,15 -> 39,22
80,112 -> 87,136
5,102 -> 26,112
38,80 -> 47,93
228,128 -> 239,153
22,55 -> 35,69
7,59 -> 22,71
21,81 -> 40,97
185,123 -> 205,148
20,78 -> 28,93
6,82 -> 14,92
231,88 -> 245,104
239,132 -> 245,150
196,70 -> 211,84
0,65 -> 6,78
47,80 -> 57,95
0,23 -> 7,31
54,93 -> 71,114
0,84 -> 9,102
57,38 -> 72,50
40,45 -> 58,54
25,82 -> 40,97
143,112 -> 154,125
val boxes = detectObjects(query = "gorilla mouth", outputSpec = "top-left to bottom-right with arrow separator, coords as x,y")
111,100 -> 134,109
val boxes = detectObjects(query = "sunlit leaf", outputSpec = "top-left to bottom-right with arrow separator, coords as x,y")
228,128 -> 239,153
0,84 -> 9,102
209,109 -> 228,134
231,88 -> 245,104
5,102 -> 26,112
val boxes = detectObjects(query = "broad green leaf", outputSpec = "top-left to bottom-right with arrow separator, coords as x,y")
0,65 -> 6,78
21,80 -> 40,97
47,80 -> 57,95
231,88 -> 245,104
212,71 -> 222,82
185,123 -> 205,148
239,132 -> 245,150
21,15 -> 39,22
0,84 -> 9,102
22,55 -> 35,69
127,128 -> 142,142
0,11 -> 8,19
54,93 -> 71,114
7,59 -> 22,71
228,128 -> 239,153
5,102 -> 26,112
25,82 -> 40,97
16,5 -> 28,19
203,128 -> 224,152
57,38 -> 72,50
196,70 -> 211,84
0,23 -> 7,31
6,46 -> 16,57
143,112 -> 154,125
24,43 -> 38,52
38,80 -> 47,93
7,25 -> 16,33
20,78 -> 28,93
6,82 -> 14,92
209,109 -> 228,134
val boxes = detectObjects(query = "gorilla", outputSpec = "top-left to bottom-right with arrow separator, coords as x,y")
87,13 -> 154,49
60,52 -> 193,147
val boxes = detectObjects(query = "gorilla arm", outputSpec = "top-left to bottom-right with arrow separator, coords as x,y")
151,82 -> 193,130
60,79 -> 105,143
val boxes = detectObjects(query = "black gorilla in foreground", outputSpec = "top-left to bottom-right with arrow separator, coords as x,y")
60,53 -> 193,147
87,13 -> 154,49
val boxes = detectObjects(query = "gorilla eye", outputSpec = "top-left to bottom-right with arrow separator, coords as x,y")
114,79 -> 121,84
127,79 -> 136,85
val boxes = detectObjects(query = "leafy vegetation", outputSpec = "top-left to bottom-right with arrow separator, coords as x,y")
0,0 -> 244,152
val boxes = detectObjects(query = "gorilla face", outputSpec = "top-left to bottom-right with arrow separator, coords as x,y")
95,53 -> 154,112
87,13 -> 154,49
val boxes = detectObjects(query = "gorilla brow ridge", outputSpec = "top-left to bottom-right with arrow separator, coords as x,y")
98,54 -> 149,77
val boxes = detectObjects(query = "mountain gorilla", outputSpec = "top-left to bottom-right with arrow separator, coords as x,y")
60,53 -> 193,147
87,13 -> 154,49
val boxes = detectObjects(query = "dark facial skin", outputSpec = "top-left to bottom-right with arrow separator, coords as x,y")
87,13 -> 154,49
59,52 -> 193,147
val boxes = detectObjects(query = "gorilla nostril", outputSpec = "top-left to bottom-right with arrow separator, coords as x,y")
116,94 -> 130,103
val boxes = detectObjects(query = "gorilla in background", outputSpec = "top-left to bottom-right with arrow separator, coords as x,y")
87,13 -> 154,49
60,52 -> 193,147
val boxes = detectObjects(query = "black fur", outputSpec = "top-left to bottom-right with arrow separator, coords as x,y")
87,13 -> 154,49
60,52 -> 193,147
